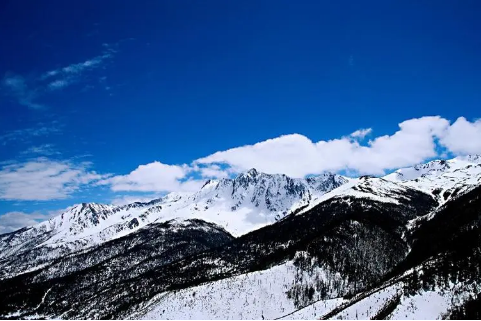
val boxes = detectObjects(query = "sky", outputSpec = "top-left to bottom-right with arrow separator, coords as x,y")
1,0 -> 481,232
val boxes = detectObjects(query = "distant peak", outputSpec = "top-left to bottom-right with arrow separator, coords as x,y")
359,175 -> 377,180
201,179 -> 219,189
235,168 -> 261,180
457,154 -> 481,163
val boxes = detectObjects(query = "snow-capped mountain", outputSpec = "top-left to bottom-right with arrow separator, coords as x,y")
384,155 -> 481,204
189,169 -> 348,233
4,154 -> 480,265
1,155 -> 481,320
0,170 -> 347,279
297,154 -> 481,216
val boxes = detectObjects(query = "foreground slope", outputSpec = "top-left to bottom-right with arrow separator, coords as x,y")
318,184 -> 481,319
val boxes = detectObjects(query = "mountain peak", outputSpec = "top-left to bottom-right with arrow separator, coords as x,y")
455,154 -> 481,163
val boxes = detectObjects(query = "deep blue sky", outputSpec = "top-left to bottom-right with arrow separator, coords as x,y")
1,0 -> 481,217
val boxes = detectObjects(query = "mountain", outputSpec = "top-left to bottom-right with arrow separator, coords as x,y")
384,155 -> 481,204
0,170 -> 347,279
0,156 -> 480,319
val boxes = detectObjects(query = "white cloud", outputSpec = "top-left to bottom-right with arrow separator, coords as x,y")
48,79 -> 71,90
439,117 -> 481,155
195,116 -> 451,176
0,210 -> 57,234
0,158 -> 108,201
198,164 -> 230,179
350,128 -> 372,139
3,45 -> 117,109
43,51 -> 113,79
21,144 -> 60,156
101,161 -> 202,193
110,194 -> 163,206
0,122 -> 61,146
2,74 -> 43,109
99,115 -> 481,195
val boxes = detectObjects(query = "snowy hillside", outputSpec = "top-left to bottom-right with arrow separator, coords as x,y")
135,259 -> 345,320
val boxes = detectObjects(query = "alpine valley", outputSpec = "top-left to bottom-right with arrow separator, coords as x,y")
1,155 -> 481,320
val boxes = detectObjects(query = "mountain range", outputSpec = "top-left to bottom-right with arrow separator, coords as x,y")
1,155 -> 481,319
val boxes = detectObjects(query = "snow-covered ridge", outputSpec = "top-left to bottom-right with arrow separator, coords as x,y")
0,170 -> 348,261
383,155 -> 481,204
2,155 -> 481,276
4,155 -> 481,253
289,155 -> 481,216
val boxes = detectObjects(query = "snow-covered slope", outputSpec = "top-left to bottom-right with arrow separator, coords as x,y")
319,270 -> 481,320
295,155 -> 481,216
134,258 -> 346,320
384,155 -> 481,204
297,175 -> 436,218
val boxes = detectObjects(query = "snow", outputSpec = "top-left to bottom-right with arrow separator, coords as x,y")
389,291 -> 451,320
2,171 -> 347,255
298,177 -> 416,217
135,260 -> 343,320
327,284 -> 402,320
0,170 -> 350,279
7,155 -> 480,264
301,155 -> 481,217
384,156 -> 481,205
3,155 -> 481,283
137,262 -> 300,320
326,277 -> 481,320
2,156 -> 481,318
278,298 -> 344,320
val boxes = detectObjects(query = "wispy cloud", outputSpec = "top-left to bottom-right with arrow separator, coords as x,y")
2,74 -> 43,109
43,50 -> 114,79
0,157 -> 110,201
21,144 -> 60,156
41,49 -> 114,90
350,128 -> 372,139
2,45 -> 117,109
0,121 -> 61,146
48,79 -> 71,90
